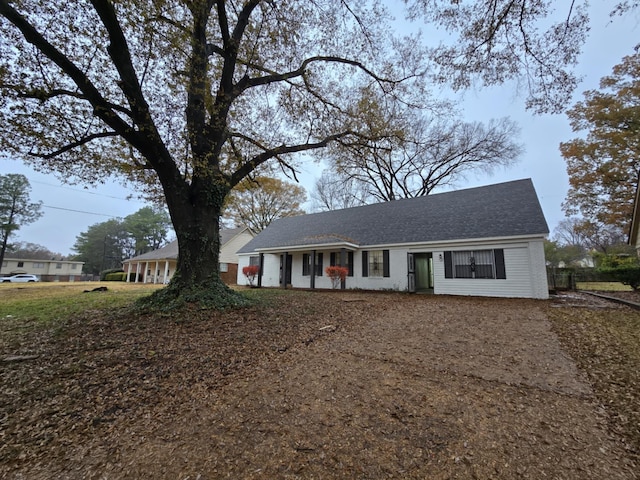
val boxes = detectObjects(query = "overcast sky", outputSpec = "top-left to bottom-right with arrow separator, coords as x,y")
1,2 -> 638,256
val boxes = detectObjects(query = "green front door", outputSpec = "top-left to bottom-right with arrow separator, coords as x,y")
415,253 -> 433,293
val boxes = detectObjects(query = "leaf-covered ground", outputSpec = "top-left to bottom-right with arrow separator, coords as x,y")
1,289 -> 639,479
548,290 -> 640,467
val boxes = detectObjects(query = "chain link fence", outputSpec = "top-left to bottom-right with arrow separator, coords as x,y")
547,267 -> 619,291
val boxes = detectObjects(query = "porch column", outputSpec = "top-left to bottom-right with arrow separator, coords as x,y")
340,248 -> 347,290
280,252 -> 288,289
154,261 -> 159,284
310,250 -> 316,289
126,262 -> 132,283
135,262 -> 141,283
143,261 -> 149,283
163,260 -> 170,284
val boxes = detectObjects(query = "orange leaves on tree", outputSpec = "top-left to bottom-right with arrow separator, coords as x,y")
242,265 -> 259,287
561,52 -> 640,232
325,266 -> 348,289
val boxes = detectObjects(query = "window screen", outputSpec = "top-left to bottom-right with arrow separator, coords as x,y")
450,250 -> 497,279
369,251 -> 384,277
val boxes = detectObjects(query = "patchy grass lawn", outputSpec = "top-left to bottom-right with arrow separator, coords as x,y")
0,282 -> 164,326
576,281 -> 633,291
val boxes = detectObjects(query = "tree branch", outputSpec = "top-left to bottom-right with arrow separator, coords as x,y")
0,0 -> 132,136
206,1 -> 261,164
229,131 -> 356,187
4,85 -> 134,117
90,0 -> 155,126
27,131 -> 119,159
238,55 -> 402,93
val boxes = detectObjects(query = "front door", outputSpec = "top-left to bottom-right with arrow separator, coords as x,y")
280,253 -> 292,287
414,253 -> 433,293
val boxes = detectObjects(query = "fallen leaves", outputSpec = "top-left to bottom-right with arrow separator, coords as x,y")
1,290 -> 638,479
548,291 -> 640,464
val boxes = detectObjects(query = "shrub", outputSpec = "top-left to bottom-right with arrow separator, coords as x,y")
325,266 -> 348,289
598,265 -> 640,290
100,268 -> 124,281
105,272 -> 127,281
242,264 -> 260,287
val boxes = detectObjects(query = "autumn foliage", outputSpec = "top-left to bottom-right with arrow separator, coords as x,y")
325,266 -> 349,289
242,265 -> 260,287
561,53 -> 640,233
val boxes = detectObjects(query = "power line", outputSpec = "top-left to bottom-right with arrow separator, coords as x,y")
31,180 -> 130,200
42,204 -> 119,218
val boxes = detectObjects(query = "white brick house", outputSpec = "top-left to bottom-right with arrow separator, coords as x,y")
237,179 -> 549,299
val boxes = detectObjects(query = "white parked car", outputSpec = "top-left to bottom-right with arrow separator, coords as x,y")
0,274 -> 40,283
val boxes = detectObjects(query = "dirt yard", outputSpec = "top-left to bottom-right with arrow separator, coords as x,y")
1,290 -> 638,479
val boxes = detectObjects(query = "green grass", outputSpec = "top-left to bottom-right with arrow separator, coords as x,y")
0,282 -> 164,325
576,281 -> 633,292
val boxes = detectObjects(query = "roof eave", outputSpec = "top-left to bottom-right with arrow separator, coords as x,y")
243,233 -> 548,254
253,241 -> 360,254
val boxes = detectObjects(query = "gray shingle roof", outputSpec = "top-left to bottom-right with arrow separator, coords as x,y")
125,227 -> 249,262
238,179 -> 548,253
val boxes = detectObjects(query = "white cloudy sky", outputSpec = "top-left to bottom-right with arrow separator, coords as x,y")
1,2 -> 638,256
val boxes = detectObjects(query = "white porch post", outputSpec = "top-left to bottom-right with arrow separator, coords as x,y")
126,262 -> 132,283
143,261 -> 149,283
163,260 -> 170,284
135,262 -> 141,283
154,261 -> 159,284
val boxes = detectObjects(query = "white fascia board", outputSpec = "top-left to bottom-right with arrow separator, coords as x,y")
255,241 -> 360,254
360,234 -> 548,251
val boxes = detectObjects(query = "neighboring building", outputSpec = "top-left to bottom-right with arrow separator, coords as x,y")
1,257 -> 85,282
122,227 -> 254,284
237,179 -> 550,299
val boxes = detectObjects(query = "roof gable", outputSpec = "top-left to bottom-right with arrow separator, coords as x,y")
238,179 -> 549,253
124,227 -> 252,262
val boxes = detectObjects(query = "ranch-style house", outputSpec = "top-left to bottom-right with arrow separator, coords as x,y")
236,179 -> 549,299
123,227 -> 253,284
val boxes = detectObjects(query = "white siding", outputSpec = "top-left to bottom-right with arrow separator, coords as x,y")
433,241 -> 548,299
220,231 -> 254,264
238,236 -> 549,299
528,240 -> 549,299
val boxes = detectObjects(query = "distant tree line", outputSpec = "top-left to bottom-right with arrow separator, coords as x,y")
71,206 -> 172,276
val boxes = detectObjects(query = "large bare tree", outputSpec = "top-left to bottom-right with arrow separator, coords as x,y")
324,93 -> 523,201
0,1 -> 589,307
311,170 -> 372,212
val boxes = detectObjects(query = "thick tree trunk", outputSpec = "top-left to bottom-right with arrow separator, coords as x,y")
139,177 -> 248,310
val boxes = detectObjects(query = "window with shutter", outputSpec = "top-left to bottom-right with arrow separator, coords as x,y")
364,250 -> 389,278
444,249 -> 506,280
